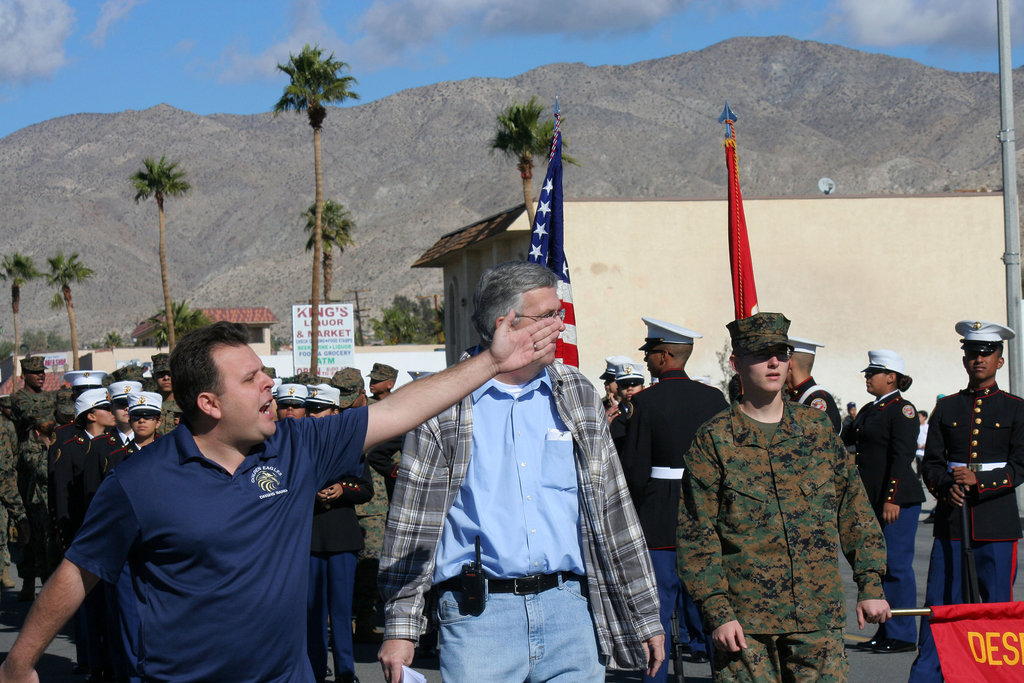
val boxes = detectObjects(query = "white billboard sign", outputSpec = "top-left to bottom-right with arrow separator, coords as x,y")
291,303 -> 355,375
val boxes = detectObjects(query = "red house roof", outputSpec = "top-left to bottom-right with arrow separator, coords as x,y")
131,307 -> 279,340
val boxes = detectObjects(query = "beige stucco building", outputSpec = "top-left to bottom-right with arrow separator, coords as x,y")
415,193 -> 1011,413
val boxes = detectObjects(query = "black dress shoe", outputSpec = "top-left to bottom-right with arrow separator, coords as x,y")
71,663 -> 89,675
690,651 -> 710,663
856,637 -> 883,650
872,639 -> 916,653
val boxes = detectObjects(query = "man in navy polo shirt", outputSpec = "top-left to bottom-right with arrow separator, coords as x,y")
0,317 -> 560,683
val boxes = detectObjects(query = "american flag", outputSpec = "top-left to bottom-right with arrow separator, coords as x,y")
528,101 -> 578,366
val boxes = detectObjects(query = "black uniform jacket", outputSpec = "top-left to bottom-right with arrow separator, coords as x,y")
921,384 -> 1024,542
310,462 -> 374,553
621,370 -> 728,549
48,427 -> 120,549
787,376 -> 842,433
843,391 -> 925,518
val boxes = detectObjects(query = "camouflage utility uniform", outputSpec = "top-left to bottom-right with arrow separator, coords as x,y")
0,419 -> 27,577
678,401 -> 887,682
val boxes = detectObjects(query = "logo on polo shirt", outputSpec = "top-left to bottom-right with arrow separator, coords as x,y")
251,465 -> 288,500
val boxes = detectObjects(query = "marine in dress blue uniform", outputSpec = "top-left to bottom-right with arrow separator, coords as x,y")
784,336 -> 842,433
843,350 -> 924,652
303,384 -> 373,683
909,321 -> 1024,682
622,317 -> 729,678
608,361 -> 644,455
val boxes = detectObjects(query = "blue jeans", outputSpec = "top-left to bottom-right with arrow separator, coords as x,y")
438,576 -> 605,682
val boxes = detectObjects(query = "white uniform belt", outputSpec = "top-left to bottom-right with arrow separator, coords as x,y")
798,384 -> 826,404
947,461 -> 1007,472
650,467 -> 684,480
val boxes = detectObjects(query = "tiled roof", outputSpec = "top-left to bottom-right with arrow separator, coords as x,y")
132,307 -> 279,339
413,205 -> 526,268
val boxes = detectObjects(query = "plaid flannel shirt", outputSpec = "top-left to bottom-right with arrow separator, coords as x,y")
379,359 -> 663,670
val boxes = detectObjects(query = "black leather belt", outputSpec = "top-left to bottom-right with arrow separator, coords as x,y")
437,571 -> 583,596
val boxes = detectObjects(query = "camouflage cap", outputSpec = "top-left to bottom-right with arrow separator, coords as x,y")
368,362 -> 398,383
264,366 -> 277,379
727,312 -> 792,355
55,387 -> 75,423
151,353 -> 171,374
111,364 -> 146,383
331,367 -> 365,409
20,355 -> 45,373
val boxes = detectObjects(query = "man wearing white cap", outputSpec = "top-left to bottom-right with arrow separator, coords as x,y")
623,317 -> 729,675
600,355 -> 634,413
608,361 -> 645,453
108,381 -> 144,450
49,387 -> 120,680
785,336 -> 841,433
276,383 -> 308,420
909,321 -> 1024,682
64,371 -> 108,395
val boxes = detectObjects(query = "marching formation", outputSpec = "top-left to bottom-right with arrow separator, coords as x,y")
0,264 -> 1020,683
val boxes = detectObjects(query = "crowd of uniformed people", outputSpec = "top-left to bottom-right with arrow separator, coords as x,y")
0,312 -> 1021,683
0,355 -> 403,683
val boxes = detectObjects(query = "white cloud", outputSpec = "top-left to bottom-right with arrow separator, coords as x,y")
89,0 -> 147,47
217,0 -> 345,83
832,0 -> 1024,50
0,0 -> 74,82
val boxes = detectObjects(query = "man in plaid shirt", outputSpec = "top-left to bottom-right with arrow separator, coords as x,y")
378,261 -> 664,683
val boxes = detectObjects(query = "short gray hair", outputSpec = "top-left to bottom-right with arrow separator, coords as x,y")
471,261 -> 557,347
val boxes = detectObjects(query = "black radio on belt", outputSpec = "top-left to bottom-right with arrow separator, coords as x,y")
459,536 -> 486,616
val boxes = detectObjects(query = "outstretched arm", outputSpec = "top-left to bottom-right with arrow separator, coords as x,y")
364,311 -> 561,448
0,559 -> 99,683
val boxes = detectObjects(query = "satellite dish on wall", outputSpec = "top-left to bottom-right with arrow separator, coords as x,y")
818,177 -> 836,195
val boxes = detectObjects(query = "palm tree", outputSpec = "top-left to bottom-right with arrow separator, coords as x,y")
303,200 -> 355,302
0,253 -> 41,377
491,96 -> 557,227
144,300 -> 210,347
131,155 -> 191,351
274,44 -> 359,375
47,252 -> 93,370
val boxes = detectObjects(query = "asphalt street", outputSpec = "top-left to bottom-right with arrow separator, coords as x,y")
0,498 -> 1019,682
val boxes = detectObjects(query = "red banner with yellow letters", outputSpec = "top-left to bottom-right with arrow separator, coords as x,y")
930,601 -> 1024,681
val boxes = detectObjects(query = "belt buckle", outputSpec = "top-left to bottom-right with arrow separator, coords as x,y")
513,576 -> 536,595
968,463 -> 981,473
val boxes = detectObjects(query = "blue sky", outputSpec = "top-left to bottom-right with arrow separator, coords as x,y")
0,0 -> 1022,139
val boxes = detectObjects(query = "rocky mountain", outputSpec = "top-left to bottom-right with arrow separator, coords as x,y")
0,36 -> 1017,343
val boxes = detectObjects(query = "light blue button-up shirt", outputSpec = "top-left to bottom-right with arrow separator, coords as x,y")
434,370 -> 585,582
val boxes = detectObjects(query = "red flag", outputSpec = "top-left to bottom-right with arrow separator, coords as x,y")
721,104 -> 759,319
929,601 -> 1024,681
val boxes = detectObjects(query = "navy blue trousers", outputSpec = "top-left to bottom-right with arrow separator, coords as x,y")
907,537 -> 1018,682
872,503 -> 920,643
647,549 -> 710,683
307,551 -> 358,682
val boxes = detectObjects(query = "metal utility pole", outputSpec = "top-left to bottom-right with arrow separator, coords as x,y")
998,0 -> 1023,395
344,289 -> 370,346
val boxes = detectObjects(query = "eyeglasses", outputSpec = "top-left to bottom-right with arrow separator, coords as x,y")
618,379 -> 643,388
112,399 -> 130,410
515,308 -> 566,323
130,413 -> 160,421
744,347 -> 793,363
643,348 -> 673,359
